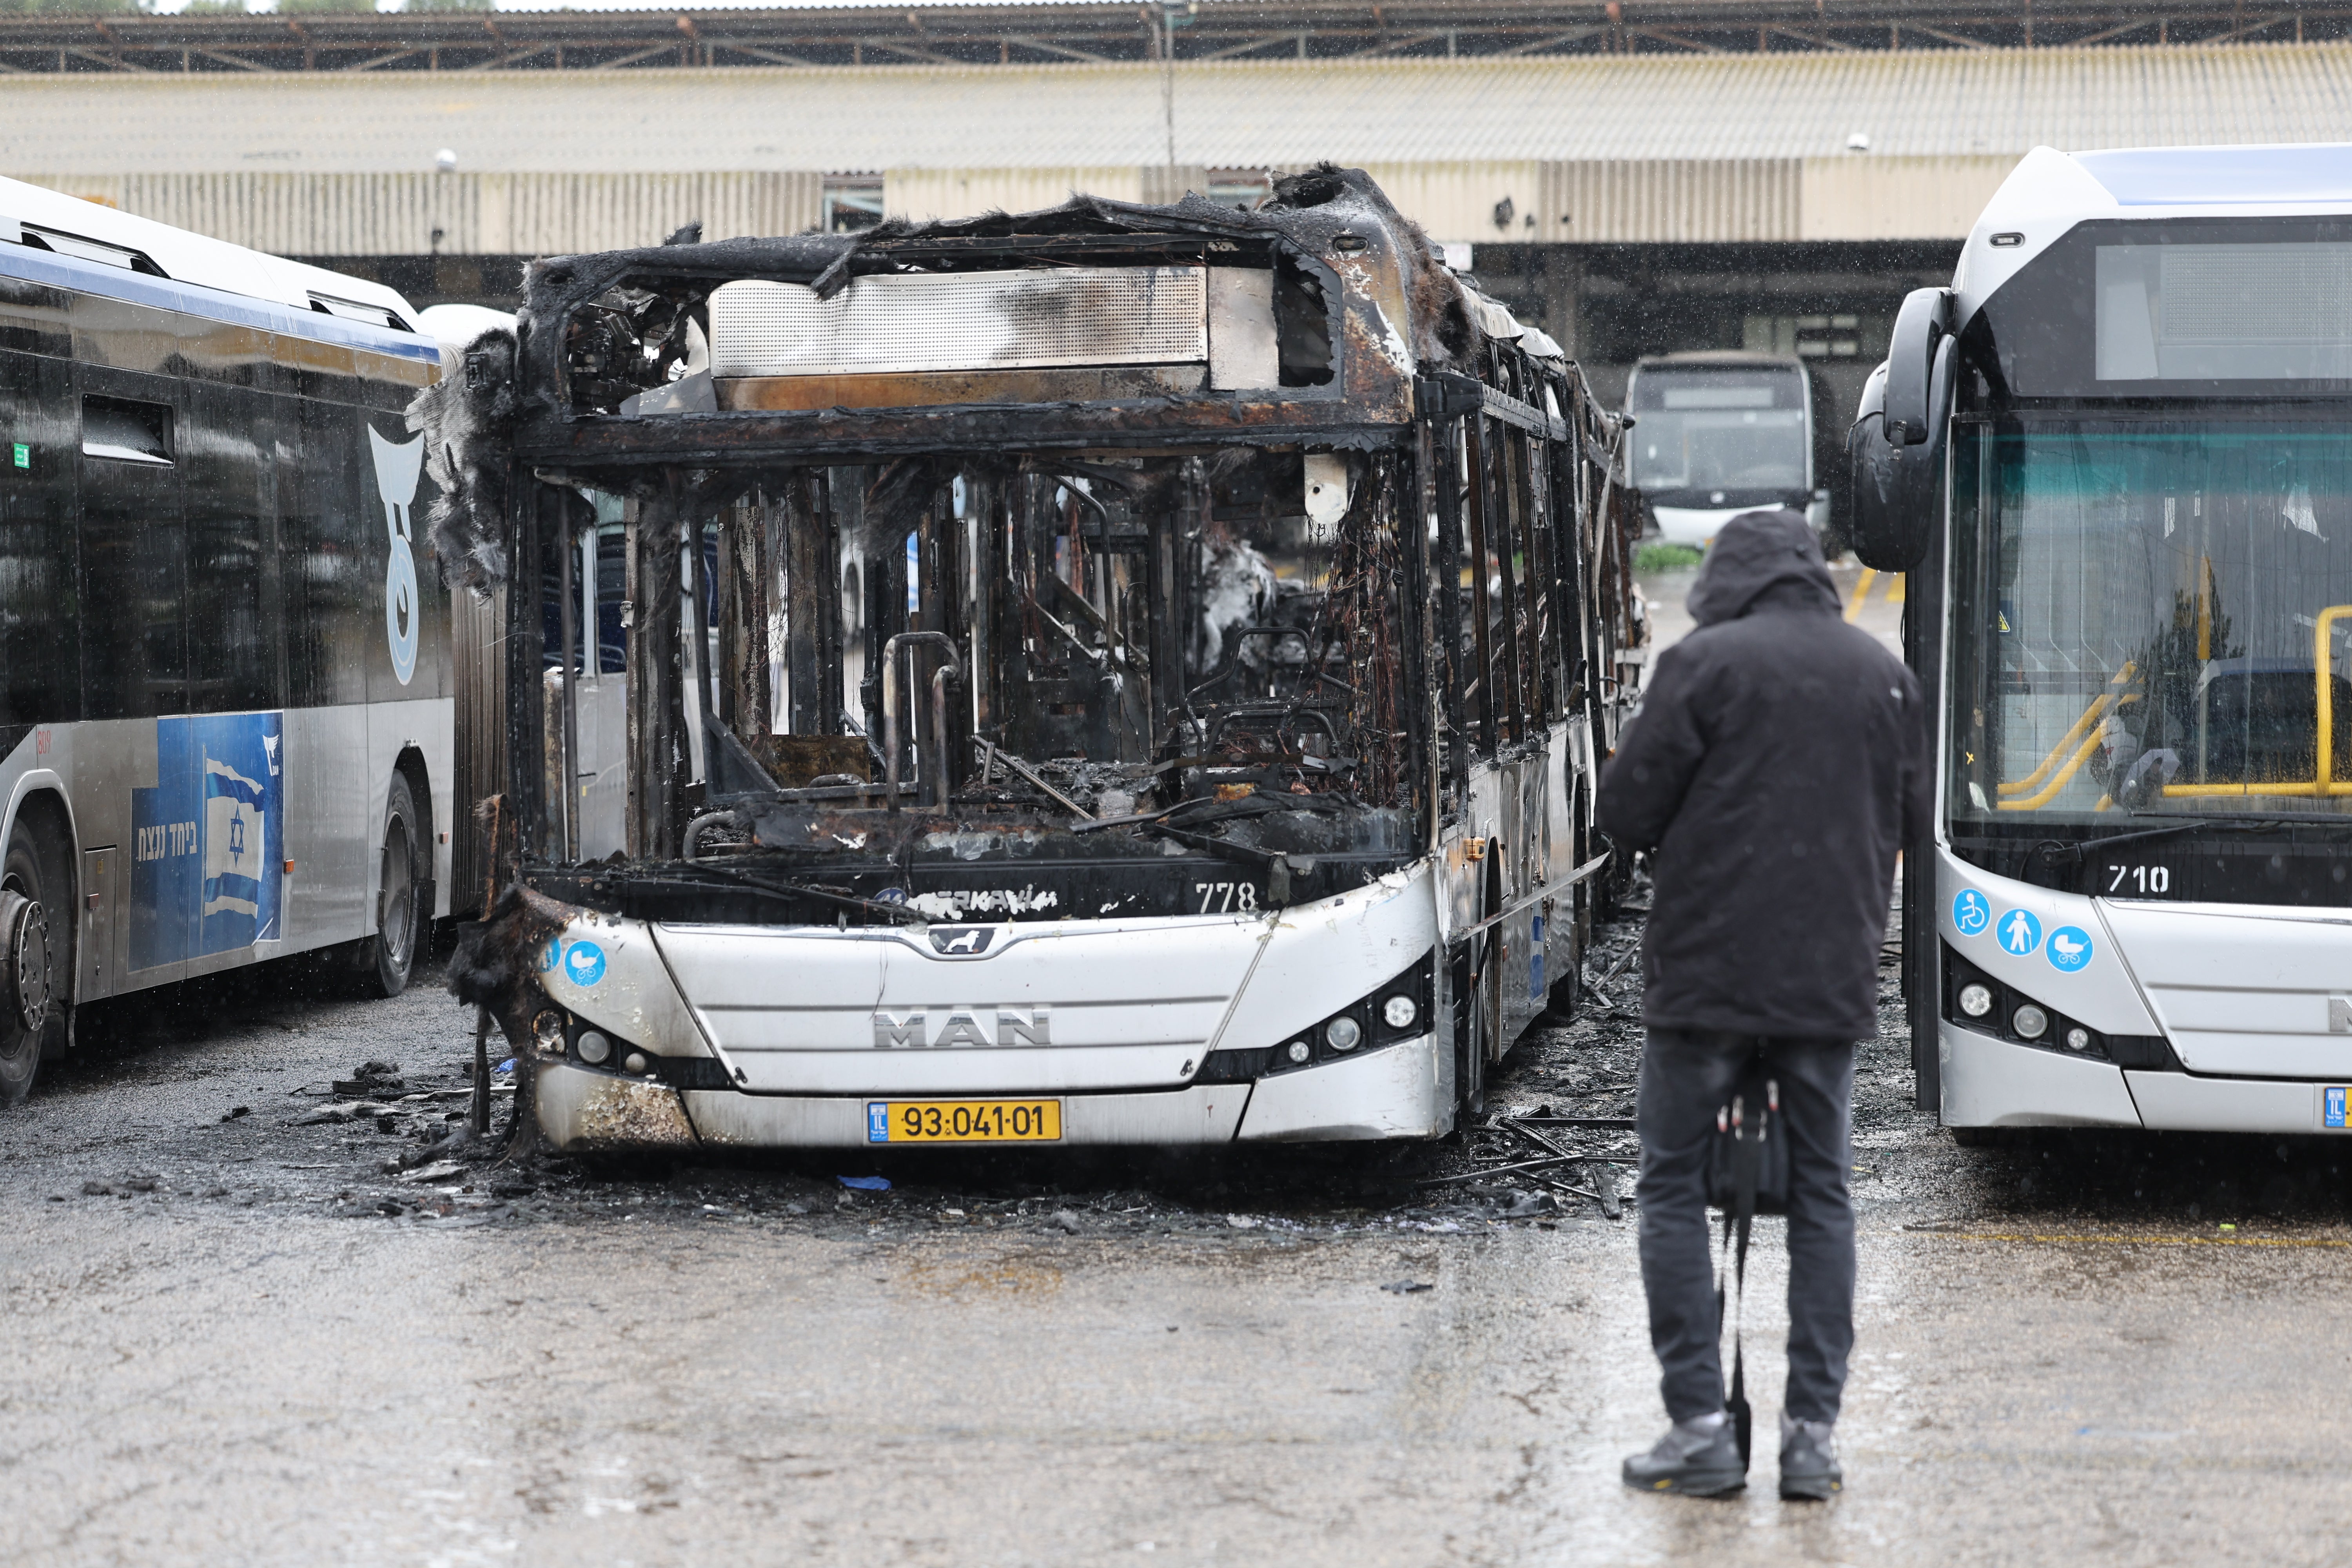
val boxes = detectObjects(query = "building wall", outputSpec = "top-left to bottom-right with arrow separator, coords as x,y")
18,171 -> 824,256
22,156 -> 2026,254
884,166 -> 1143,223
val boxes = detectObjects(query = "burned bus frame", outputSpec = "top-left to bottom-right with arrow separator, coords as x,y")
459,172 -> 1641,1151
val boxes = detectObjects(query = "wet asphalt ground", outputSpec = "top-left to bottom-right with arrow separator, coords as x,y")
13,916 -> 2352,1567
13,568 -> 2352,1565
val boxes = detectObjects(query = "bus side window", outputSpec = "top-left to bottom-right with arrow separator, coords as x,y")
183,381 -> 281,715
76,378 -> 185,720
0,351 -> 82,728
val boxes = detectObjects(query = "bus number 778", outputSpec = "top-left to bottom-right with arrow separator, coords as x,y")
1194,882 -> 1259,913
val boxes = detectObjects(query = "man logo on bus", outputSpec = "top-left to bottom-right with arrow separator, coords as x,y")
1999,908 -> 2042,956
368,426 -> 425,687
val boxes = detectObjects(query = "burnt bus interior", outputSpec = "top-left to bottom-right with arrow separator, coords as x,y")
457,176 -> 1638,929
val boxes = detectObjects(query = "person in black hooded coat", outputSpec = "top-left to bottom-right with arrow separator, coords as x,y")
1597,507 -> 1929,1500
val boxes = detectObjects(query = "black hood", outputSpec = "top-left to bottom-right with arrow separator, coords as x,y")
1685,507 -> 1838,627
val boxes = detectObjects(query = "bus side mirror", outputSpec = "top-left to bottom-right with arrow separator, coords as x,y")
1847,292 -> 1956,572
1882,287 -> 1953,446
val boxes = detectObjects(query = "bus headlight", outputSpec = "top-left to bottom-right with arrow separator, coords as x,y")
1383,995 -> 1418,1029
2064,1026 -> 2091,1052
1325,1016 -> 1363,1052
576,1029 -> 613,1065
1957,983 -> 1993,1018
1284,1040 -> 1311,1065
2012,1004 -> 2049,1040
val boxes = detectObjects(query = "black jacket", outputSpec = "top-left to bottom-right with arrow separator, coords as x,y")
1595,509 -> 1930,1040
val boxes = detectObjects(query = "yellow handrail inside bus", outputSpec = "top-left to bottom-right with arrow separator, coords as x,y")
2319,605 -> 2352,794
1998,664 -> 2136,798
1998,727 -> 2108,811
2149,605 -> 2352,802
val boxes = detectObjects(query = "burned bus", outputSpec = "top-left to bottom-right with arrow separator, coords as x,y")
444,167 -> 1640,1151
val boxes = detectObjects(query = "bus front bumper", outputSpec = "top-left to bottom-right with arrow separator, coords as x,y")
533,1031 -> 1448,1152
1943,1022 -> 2352,1136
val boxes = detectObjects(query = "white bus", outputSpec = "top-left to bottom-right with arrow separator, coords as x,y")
0,176 -> 497,1103
454,169 -> 1643,1151
1849,143 -> 2352,1138
1627,352 -> 1827,548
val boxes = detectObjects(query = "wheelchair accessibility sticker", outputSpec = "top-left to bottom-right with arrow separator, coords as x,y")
1952,889 -> 1991,937
1997,908 -> 2042,956
2046,926 -> 2094,973
562,940 -> 607,987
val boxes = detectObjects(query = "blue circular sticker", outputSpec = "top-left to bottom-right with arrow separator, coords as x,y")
2046,926 -> 2094,972
537,937 -> 561,974
562,940 -> 607,986
1995,907 -> 2043,957
1952,888 -> 1991,937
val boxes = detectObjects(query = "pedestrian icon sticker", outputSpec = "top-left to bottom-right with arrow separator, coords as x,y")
1953,889 -> 1991,937
1998,908 -> 2042,956
2047,926 -> 2093,972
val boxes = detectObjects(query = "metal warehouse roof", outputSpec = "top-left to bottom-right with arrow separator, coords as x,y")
5,42 -> 2351,176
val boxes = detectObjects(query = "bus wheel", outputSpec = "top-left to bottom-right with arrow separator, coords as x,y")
0,820 -> 58,1106
361,773 -> 425,1000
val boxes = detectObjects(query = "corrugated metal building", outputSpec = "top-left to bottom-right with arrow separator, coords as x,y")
9,40 -> 2346,515
9,44 -> 2351,249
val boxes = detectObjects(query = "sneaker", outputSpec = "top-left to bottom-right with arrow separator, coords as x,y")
1778,1414 -> 1843,1501
1622,1412 -> 1746,1497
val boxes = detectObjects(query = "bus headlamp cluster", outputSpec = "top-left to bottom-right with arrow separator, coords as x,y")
1941,945 -> 2162,1066
1195,952 -> 1438,1084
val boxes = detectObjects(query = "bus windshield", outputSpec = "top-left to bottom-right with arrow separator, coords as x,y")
1948,418 -> 2352,825
1626,363 -> 1807,495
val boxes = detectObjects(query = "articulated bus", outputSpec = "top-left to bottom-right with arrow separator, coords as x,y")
1851,143 -> 2352,1138
468,169 -> 1641,1151
0,176 -> 495,1103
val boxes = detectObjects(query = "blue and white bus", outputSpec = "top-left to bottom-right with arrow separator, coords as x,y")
0,176 -> 496,1103
1850,143 -> 2352,1138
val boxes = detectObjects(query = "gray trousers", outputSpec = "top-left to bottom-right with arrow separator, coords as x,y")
1634,1028 -> 1857,1424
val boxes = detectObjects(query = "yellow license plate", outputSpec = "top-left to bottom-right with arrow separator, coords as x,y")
866,1099 -> 1063,1143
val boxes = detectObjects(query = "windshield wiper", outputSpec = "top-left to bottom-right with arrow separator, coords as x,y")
2031,813 -> 2352,864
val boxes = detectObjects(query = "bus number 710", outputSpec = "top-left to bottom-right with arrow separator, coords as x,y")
2106,864 -> 2170,895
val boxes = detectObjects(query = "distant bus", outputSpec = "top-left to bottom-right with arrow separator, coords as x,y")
0,176 -> 495,1103
1849,143 -> 2352,1139
1626,352 -> 1827,548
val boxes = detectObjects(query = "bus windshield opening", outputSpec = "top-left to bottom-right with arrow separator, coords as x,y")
1948,419 -> 2352,824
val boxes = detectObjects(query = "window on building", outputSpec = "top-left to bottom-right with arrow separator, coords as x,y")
822,175 -> 886,233
1743,313 -> 1866,359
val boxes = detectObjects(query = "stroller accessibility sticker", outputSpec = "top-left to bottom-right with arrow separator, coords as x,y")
2046,926 -> 2094,972
1953,889 -> 1991,937
562,940 -> 607,986
1997,908 -> 2043,956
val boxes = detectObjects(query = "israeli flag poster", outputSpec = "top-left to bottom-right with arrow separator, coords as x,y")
132,713 -> 283,970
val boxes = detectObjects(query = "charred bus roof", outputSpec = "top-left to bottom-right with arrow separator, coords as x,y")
507,165 -> 1534,481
